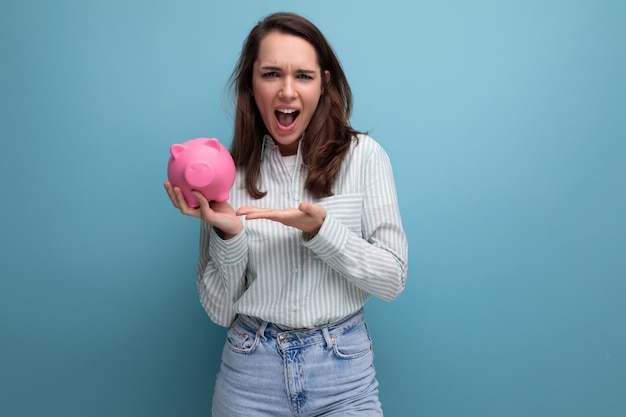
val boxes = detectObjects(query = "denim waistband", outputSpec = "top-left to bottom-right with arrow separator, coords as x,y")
234,309 -> 365,350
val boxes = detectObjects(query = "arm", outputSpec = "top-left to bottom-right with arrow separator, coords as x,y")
236,142 -> 408,301
196,222 -> 248,327
303,143 -> 408,301
164,181 -> 247,326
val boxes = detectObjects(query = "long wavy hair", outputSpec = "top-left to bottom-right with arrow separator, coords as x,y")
229,12 -> 361,199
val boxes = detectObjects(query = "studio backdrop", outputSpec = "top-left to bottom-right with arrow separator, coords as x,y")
1,1 -> 624,416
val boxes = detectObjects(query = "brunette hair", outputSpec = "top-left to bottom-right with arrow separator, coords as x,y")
229,12 -> 361,199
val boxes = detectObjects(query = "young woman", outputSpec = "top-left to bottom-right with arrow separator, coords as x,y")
165,12 -> 408,416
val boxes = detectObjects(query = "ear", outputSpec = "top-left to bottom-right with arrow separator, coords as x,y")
170,144 -> 186,158
322,70 -> 330,95
202,138 -> 221,150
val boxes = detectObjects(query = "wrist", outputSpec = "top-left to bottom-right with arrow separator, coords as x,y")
216,224 -> 243,240
303,219 -> 324,241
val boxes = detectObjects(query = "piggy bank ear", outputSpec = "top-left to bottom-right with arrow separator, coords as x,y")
170,144 -> 186,158
202,138 -> 220,150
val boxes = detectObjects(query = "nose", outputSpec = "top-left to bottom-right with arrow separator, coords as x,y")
185,161 -> 214,188
279,76 -> 297,99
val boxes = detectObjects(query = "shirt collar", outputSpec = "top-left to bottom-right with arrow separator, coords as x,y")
260,133 -> 305,162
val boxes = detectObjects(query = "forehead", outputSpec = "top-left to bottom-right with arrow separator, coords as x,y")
255,32 -> 319,68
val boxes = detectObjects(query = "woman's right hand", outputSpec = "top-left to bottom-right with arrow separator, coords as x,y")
164,181 -> 243,239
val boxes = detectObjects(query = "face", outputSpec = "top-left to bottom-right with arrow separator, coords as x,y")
252,31 -> 327,156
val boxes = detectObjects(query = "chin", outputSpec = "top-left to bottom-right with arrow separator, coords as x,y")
272,129 -> 302,144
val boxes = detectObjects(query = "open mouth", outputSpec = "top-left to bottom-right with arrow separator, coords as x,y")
275,108 -> 300,128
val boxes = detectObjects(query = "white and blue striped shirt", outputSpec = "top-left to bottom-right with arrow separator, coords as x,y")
197,134 -> 408,328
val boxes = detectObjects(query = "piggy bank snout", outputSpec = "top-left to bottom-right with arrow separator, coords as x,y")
184,161 -> 215,188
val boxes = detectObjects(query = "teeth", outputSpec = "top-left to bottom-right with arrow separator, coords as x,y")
277,108 -> 297,114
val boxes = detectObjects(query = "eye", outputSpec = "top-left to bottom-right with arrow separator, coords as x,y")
262,72 -> 279,78
297,73 -> 314,80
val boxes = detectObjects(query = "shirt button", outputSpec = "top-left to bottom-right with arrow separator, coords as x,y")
292,267 -> 298,273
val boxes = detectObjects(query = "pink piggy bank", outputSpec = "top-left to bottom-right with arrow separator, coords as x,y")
167,137 -> 236,208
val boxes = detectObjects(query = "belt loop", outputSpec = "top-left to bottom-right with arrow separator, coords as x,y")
321,326 -> 334,350
257,321 -> 269,342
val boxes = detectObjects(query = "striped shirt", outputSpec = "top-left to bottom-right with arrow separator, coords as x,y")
196,134 -> 408,328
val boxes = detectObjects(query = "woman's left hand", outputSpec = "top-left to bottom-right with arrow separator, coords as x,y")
237,201 -> 326,236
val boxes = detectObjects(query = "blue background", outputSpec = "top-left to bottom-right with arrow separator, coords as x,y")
1,1 -> 624,416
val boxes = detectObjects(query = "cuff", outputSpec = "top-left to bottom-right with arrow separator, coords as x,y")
301,214 -> 348,259
208,226 -> 247,265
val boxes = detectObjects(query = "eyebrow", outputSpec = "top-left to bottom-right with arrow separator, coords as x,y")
260,65 -> 317,74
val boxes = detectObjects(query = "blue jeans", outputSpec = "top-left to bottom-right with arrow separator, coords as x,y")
212,309 -> 383,416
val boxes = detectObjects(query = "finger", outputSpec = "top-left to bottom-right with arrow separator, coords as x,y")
164,181 -> 175,197
209,200 -> 230,212
189,191 -> 213,221
242,210 -> 274,220
299,202 -> 326,219
164,182 -> 178,205
173,187 -> 194,213
249,209 -> 306,224
236,206 -> 269,216
193,191 -> 215,214
243,209 -> 285,221
191,190 -> 210,207
165,182 -> 185,209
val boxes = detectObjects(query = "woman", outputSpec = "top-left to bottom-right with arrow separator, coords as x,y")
165,12 -> 408,416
